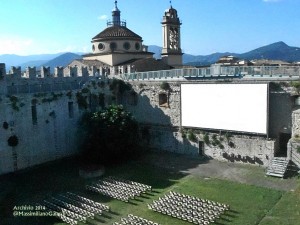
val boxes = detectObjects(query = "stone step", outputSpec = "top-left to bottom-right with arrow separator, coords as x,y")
267,169 -> 286,173
270,164 -> 288,168
272,163 -> 287,165
269,166 -> 288,170
266,157 -> 289,178
266,171 -> 285,178
272,161 -> 289,165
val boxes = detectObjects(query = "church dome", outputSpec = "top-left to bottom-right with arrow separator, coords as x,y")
92,26 -> 142,41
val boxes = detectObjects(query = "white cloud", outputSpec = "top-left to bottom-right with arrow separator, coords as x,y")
54,45 -> 90,54
0,35 -> 90,55
0,36 -> 34,55
98,15 -> 108,20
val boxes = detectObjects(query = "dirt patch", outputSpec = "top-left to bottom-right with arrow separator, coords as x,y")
139,151 -> 298,191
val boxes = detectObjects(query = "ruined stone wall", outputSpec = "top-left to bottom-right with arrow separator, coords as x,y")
289,109 -> 300,168
0,80 -> 112,175
0,93 -> 80,174
141,126 -> 275,166
123,81 -> 295,167
0,79 -> 296,174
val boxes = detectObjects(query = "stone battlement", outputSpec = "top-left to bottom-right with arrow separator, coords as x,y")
0,64 -> 105,95
5,64 -> 101,79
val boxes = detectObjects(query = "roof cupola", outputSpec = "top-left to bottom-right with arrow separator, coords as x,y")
107,1 -> 126,27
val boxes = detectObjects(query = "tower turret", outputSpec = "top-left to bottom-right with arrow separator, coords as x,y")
112,1 -> 121,26
161,1 -> 183,66
107,1 -> 126,27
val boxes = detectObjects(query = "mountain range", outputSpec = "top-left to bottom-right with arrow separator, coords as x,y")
150,41 -> 300,66
1,41 -> 300,70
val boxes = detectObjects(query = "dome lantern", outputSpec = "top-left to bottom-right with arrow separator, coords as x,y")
107,1 -> 127,27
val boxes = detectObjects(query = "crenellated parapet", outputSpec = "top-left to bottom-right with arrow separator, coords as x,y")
54,66 -> 64,77
3,64 -> 104,80
9,66 -> 22,79
69,66 -> 78,77
0,63 -> 109,95
41,66 -> 51,78
26,66 -> 37,79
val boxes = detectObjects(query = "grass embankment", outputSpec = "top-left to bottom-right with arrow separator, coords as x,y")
259,186 -> 300,225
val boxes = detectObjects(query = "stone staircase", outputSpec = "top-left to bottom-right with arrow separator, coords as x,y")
266,157 -> 290,178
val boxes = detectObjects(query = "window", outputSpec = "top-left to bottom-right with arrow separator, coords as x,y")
98,43 -> 105,51
31,105 -> 37,125
92,44 -> 95,52
68,102 -> 74,118
158,93 -> 168,107
123,42 -> 131,50
135,42 -> 140,51
198,141 -> 204,156
110,42 -> 117,51
127,91 -> 138,106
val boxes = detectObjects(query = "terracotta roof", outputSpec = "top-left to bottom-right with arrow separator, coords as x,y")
75,59 -> 107,67
93,26 -> 142,40
118,58 -> 172,72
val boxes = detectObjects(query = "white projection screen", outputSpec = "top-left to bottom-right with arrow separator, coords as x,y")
181,83 -> 268,134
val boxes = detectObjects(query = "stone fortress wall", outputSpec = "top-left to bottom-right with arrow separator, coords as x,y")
0,73 -> 114,175
0,63 -> 298,175
125,81 -> 294,167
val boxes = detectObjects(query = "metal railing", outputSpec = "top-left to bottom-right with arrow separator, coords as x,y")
121,66 -> 300,81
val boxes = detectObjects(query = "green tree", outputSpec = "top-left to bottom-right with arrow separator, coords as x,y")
80,105 -> 139,165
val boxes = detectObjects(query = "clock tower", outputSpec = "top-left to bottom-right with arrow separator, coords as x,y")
161,2 -> 183,67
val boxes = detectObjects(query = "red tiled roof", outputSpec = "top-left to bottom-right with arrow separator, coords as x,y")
93,26 -> 142,40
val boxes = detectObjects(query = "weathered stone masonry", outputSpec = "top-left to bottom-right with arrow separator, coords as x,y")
125,81 -> 294,167
0,77 -> 297,175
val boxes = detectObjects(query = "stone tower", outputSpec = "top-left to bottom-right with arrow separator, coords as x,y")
161,2 -> 183,67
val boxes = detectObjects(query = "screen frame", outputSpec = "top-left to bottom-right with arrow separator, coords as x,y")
180,82 -> 269,136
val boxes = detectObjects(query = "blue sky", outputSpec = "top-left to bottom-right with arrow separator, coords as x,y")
0,0 -> 299,56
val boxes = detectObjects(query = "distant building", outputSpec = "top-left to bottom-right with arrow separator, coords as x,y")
251,59 -> 290,66
216,55 -> 239,65
65,1 -> 180,76
161,4 -> 183,67
215,55 -> 253,66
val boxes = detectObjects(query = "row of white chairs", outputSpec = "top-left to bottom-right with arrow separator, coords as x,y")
87,184 -> 131,202
66,192 -> 110,211
59,194 -> 103,214
44,200 -> 80,225
57,212 -> 78,225
113,214 -> 161,225
107,176 -> 152,192
86,177 -> 152,202
98,180 -> 145,196
169,191 -> 229,210
43,193 -> 110,225
50,197 -> 95,218
148,192 -> 230,225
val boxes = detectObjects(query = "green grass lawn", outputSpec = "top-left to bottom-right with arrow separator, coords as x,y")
259,189 -> 300,225
0,157 -> 299,225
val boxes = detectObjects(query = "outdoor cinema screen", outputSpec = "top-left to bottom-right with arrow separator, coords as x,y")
181,83 -> 268,134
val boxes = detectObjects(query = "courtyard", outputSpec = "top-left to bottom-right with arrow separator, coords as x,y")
0,151 -> 299,225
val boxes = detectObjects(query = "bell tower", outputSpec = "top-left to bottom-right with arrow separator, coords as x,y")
161,1 -> 183,67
